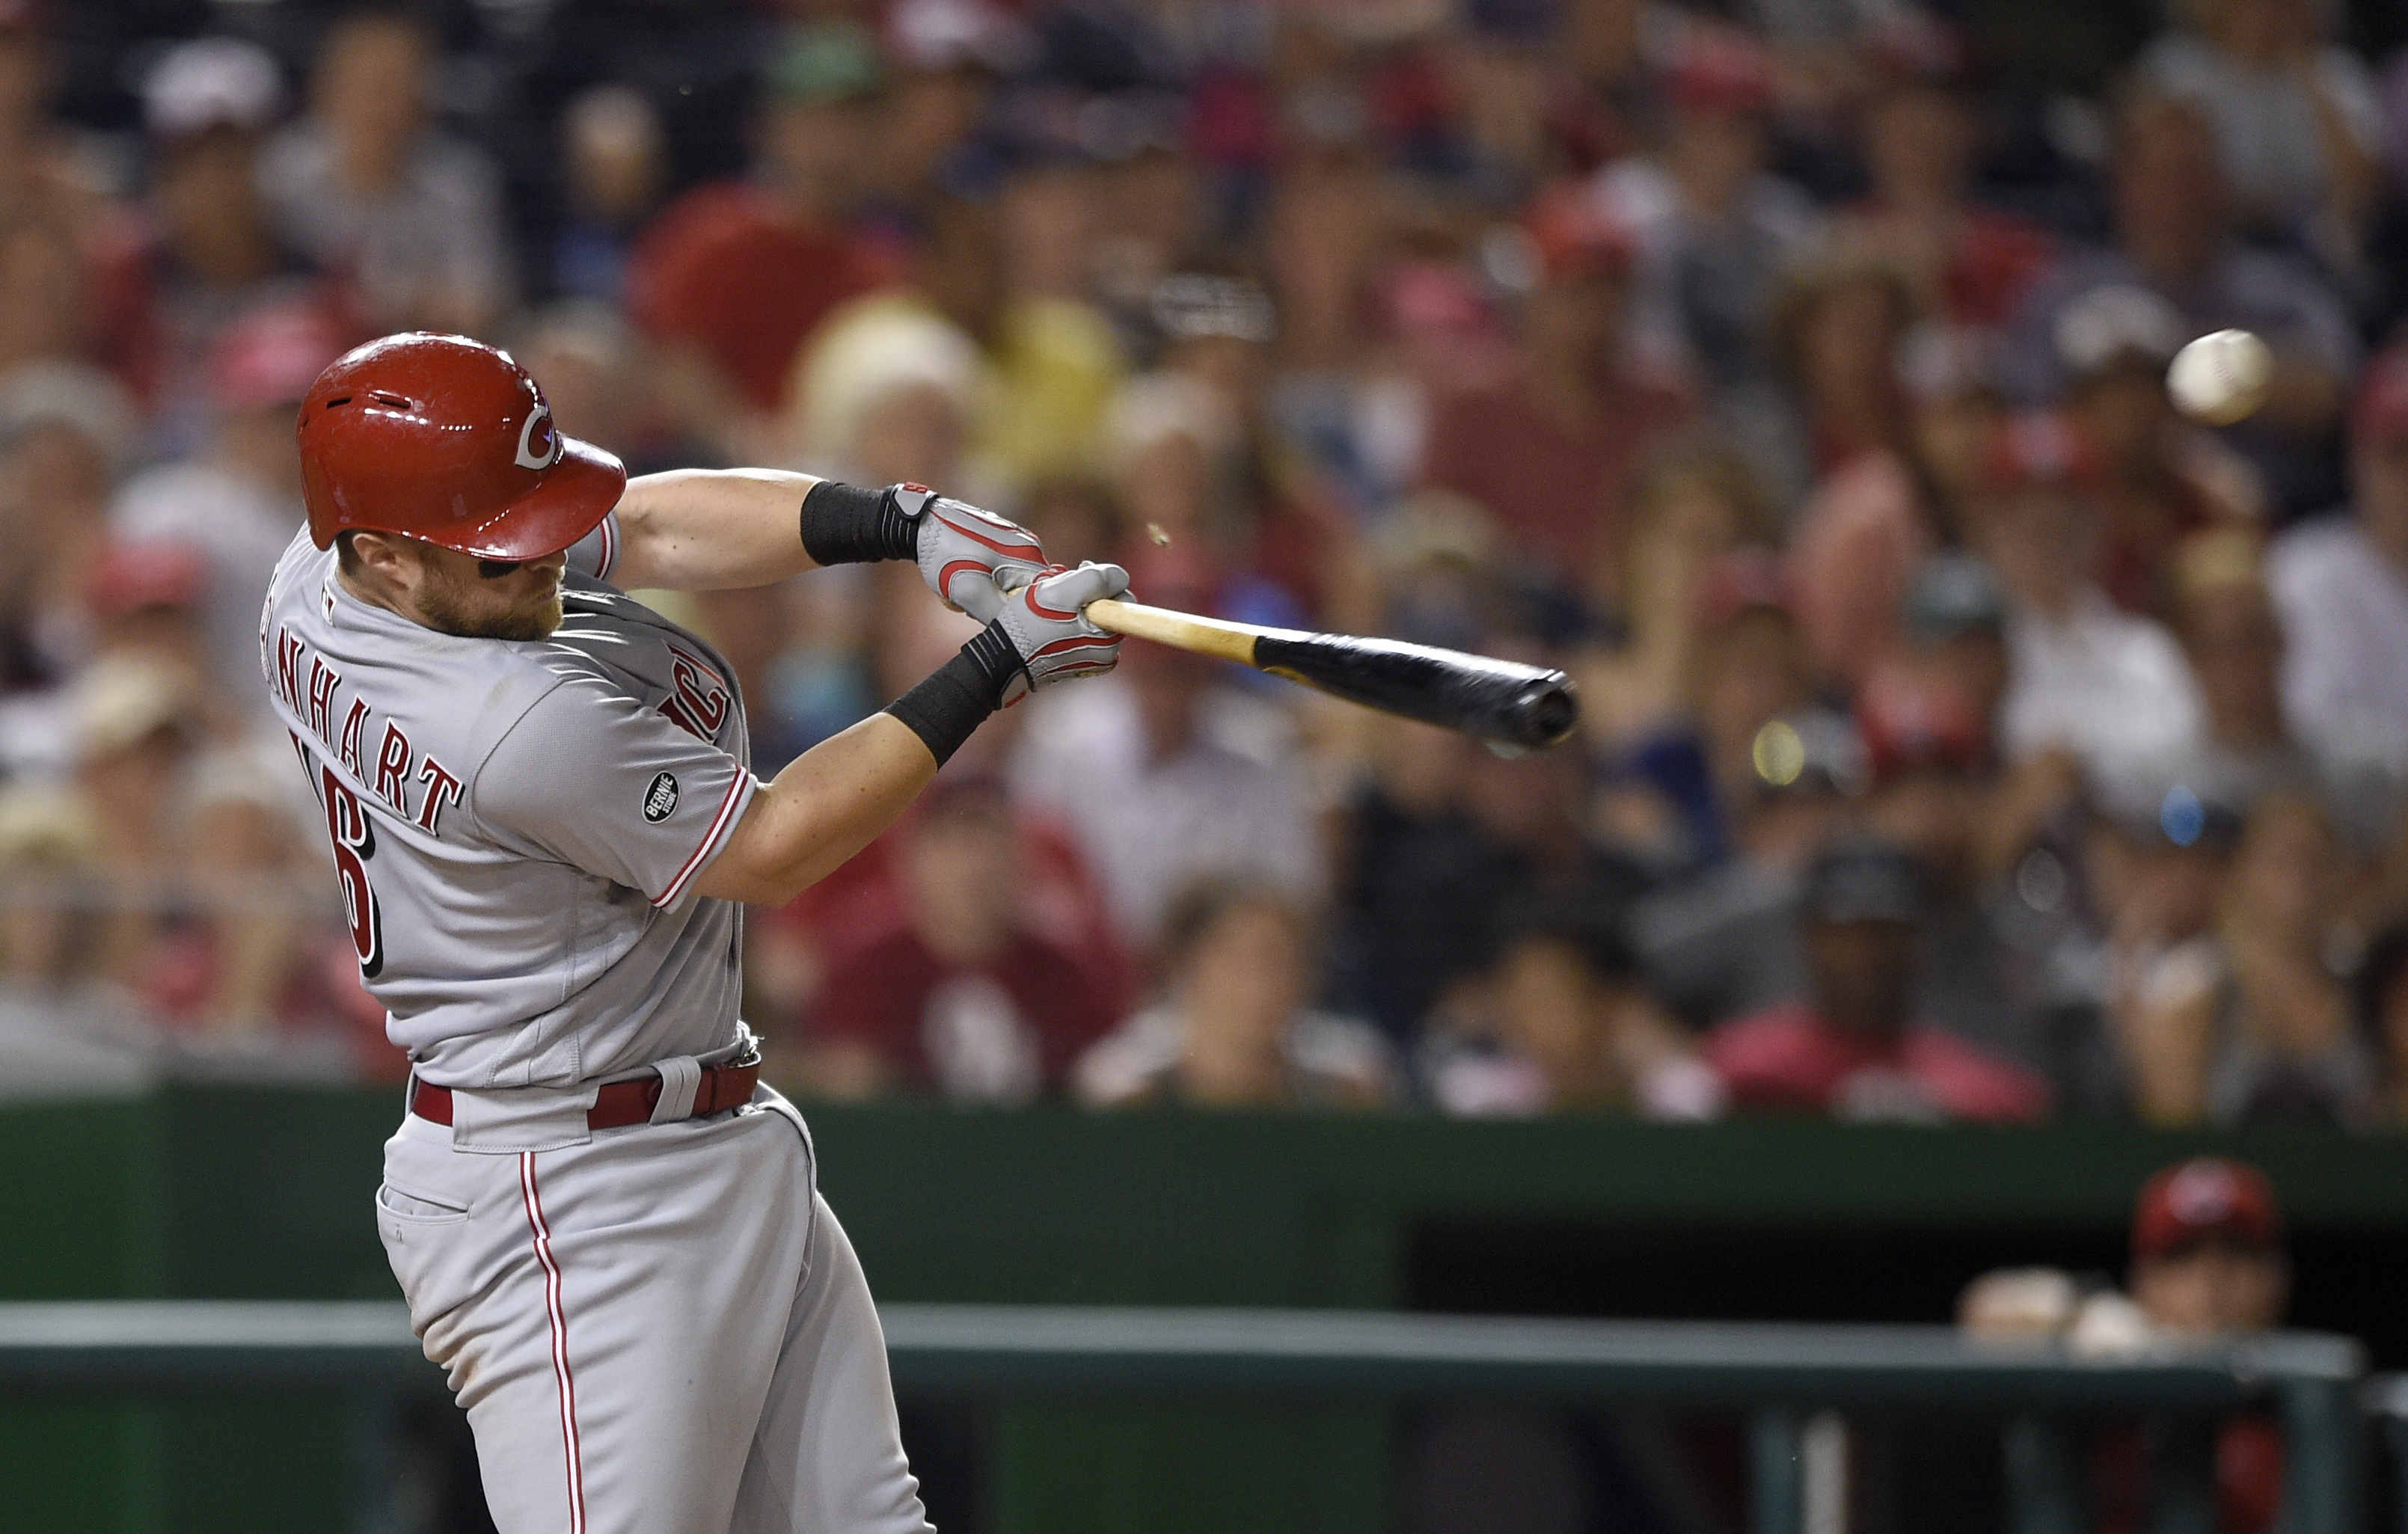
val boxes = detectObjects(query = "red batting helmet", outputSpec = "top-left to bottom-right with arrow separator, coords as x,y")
297,333 -> 626,559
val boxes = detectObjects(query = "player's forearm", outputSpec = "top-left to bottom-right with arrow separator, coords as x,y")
608,468 -> 826,592
690,714 -> 940,906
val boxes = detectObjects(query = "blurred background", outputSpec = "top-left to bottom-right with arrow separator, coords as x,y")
4,0 -> 2408,1528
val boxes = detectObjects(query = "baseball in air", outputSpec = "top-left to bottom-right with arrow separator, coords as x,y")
2166,328 -> 2273,426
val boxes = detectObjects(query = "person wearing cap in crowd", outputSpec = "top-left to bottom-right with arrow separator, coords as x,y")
109,35 -> 334,450
1977,411 -> 2205,802
2049,283 -> 2264,620
1421,180 -> 1693,610
1593,25 -> 1817,421
625,22 -> 888,464
2004,88 -> 2354,518
1836,12 -> 2055,341
111,303 -> 346,705
1700,835 -> 2050,1120
2267,344 -> 2408,764
258,11 -> 511,337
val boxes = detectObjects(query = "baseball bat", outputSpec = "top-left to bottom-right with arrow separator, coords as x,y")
1082,598 -> 1580,750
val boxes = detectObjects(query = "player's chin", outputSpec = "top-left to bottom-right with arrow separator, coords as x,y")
479,596 -> 565,643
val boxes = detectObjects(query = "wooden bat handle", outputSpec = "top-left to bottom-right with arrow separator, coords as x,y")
1081,597 -> 1263,666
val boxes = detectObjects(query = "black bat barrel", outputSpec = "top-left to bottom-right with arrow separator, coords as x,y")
1252,631 -> 1580,749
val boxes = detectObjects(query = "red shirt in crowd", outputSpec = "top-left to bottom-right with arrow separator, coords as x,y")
1703,1001 -> 2050,1123
1420,369 -> 1692,588
809,924 -> 1119,1099
625,183 -> 885,411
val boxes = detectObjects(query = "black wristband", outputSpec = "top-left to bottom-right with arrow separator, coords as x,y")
883,622 -> 1023,765
800,481 -> 919,566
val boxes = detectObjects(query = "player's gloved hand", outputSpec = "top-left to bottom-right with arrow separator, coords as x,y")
893,485 -> 1050,622
991,561 -> 1130,705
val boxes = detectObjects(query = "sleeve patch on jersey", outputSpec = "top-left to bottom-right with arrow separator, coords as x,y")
643,772 -> 679,823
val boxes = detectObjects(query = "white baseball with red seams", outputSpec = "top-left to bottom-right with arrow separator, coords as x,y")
262,513 -> 934,1533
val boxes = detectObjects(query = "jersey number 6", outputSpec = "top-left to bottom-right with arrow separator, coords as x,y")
321,765 -> 385,980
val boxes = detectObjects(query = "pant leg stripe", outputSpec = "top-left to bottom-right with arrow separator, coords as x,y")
519,1152 -> 586,1534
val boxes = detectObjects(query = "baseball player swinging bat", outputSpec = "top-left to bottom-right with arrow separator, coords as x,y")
1079,598 -> 1580,749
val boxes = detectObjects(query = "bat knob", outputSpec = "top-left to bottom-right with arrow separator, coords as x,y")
1509,674 -> 1581,749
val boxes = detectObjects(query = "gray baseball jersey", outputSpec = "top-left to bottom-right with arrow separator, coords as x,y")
259,515 -> 759,1089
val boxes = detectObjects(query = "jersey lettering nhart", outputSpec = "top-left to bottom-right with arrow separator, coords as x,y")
258,515 -> 759,1090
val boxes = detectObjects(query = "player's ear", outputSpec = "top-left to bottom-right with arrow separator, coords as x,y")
345,531 -> 416,585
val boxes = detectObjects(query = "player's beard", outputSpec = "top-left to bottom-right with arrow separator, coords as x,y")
415,558 -> 565,642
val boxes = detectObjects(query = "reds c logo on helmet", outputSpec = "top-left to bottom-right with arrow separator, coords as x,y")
514,402 -> 565,471
297,333 -> 626,562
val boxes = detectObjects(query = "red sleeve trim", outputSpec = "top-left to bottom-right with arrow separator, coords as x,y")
652,771 -> 755,909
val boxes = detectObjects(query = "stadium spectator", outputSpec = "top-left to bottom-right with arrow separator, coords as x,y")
1702,837 -> 2050,1121
1076,880 -> 1397,1108
2117,788 -> 2365,1126
1632,705 -> 1858,1028
109,37 -> 327,450
2050,284 -> 2264,619
1421,181 -> 1691,607
0,783 -> 156,1096
1596,24 -> 1814,476
2353,921 -> 2408,1126
2136,0 -> 2385,259
0,0 -> 100,234
111,303 -> 341,704
260,11 -> 511,337
1427,892 -> 1718,1118
1837,13 -> 2055,341
625,23 -> 886,463
0,363 -> 137,704
2006,89 -> 2354,516
2268,347 -> 2408,762
1778,254 -> 1937,684
1578,444 -> 1777,752
548,86 -> 668,308
796,776 -> 1117,1104
1977,412 -> 2205,797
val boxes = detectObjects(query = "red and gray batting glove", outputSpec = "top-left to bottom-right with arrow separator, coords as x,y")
892,485 -> 1050,623
993,561 -> 1130,705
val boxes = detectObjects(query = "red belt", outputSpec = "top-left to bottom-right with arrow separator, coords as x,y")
408,1052 -> 761,1130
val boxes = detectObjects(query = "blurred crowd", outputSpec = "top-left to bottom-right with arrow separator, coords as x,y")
4,0 -> 2408,1129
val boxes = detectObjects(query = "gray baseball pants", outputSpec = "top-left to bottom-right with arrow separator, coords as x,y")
376,1084 -> 934,1534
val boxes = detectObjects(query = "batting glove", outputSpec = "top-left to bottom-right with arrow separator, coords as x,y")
993,562 -> 1130,705
892,485 -> 1050,623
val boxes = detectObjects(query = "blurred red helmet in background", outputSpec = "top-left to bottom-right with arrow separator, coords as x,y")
2132,1157 -> 2283,1262
297,333 -> 626,559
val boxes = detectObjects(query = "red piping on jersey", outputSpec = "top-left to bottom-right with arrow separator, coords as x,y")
519,1153 -> 587,1534
595,515 -> 618,583
652,773 -> 750,909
